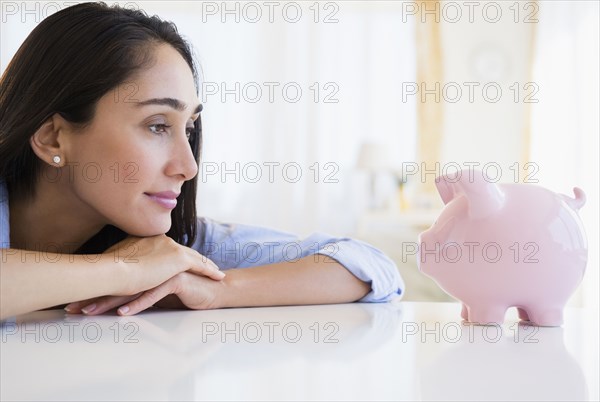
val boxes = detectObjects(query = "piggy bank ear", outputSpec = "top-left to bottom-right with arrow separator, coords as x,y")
435,176 -> 458,205
436,170 -> 504,219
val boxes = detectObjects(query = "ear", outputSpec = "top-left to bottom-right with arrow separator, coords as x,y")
29,113 -> 72,167
436,169 -> 469,205
455,170 -> 505,219
435,174 -> 459,205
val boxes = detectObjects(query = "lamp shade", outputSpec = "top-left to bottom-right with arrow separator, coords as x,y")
356,142 -> 398,171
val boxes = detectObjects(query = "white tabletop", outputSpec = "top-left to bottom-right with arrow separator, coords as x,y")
1,301 -> 598,401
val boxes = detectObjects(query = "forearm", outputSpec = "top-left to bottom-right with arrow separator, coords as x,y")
0,249 -> 126,320
215,254 -> 371,308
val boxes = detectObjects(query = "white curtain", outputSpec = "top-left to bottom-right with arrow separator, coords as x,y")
530,0 -> 599,314
134,2 -> 417,237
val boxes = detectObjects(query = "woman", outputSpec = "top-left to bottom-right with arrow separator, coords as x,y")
0,2 -> 404,320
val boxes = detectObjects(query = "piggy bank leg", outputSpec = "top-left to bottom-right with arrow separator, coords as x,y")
516,307 -> 530,322
465,305 -> 506,325
461,304 -> 469,320
526,307 -> 564,327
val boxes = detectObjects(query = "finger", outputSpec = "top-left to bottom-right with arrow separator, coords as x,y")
82,293 -> 142,316
153,294 -> 185,309
118,279 -> 178,316
185,251 -> 226,281
64,297 -> 101,314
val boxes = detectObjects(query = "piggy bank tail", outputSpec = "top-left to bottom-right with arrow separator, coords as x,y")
564,187 -> 586,210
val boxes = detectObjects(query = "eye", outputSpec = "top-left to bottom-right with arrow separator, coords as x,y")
149,123 -> 171,135
185,125 -> 196,140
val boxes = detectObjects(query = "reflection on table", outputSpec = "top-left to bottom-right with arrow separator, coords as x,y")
1,302 -> 597,401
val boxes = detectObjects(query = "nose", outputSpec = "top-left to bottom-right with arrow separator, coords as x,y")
165,129 -> 199,181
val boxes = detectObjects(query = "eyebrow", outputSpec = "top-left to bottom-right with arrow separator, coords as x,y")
135,98 -> 203,114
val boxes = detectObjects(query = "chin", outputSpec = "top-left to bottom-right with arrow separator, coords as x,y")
121,219 -> 172,237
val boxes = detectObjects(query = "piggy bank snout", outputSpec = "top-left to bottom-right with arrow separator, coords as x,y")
417,228 -> 438,273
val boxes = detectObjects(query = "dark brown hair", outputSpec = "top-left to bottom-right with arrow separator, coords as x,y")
0,2 -> 204,252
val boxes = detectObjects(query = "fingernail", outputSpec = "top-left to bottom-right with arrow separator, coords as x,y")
216,270 -> 226,279
81,303 -> 96,314
64,305 -> 74,313
118,306 -> 130,315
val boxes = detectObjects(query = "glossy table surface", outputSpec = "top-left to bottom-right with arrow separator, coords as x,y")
1,301 -> 598,401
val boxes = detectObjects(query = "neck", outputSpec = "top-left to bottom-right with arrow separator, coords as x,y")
8,170 -> 107,254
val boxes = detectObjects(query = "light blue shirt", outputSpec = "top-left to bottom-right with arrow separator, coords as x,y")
0,179 -> 404,303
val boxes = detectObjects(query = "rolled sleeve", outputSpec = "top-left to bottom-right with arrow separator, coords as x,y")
191,217 -> 404,303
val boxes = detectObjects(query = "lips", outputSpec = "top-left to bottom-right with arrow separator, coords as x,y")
144,191 -> 180,210
145,191 -> 180,199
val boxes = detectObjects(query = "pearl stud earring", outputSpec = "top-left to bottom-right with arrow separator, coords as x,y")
52,155 -> 61,164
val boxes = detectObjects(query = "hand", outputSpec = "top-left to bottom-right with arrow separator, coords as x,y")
103,235 -> 225,295
67,272 -> 221,316
64,294 -> 142,315
64,235 -> 224,314
121,272 -> 221,315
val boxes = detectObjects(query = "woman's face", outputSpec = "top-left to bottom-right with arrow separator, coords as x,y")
63,44 -> 200,236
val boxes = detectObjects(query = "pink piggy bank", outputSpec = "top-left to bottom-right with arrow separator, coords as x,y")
418,169 -> 587,326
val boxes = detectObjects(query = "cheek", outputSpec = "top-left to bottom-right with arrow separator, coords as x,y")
69,134 -> 159,203
68,141 -> 173,235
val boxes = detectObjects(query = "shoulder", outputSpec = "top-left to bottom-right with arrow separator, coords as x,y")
194,216 -> 297,246
0,179 -> 10,248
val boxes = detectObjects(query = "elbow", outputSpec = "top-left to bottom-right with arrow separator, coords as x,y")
358,251 -> 405,303
353,279 -> 372,302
